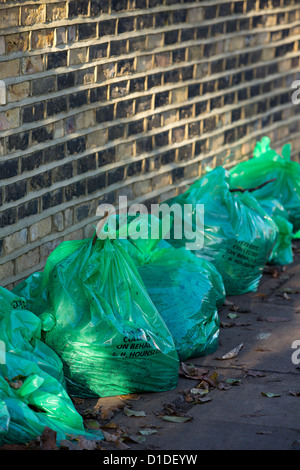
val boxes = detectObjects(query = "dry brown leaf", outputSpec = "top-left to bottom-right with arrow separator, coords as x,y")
179,362 -> 209,379
217,343 -> 244,360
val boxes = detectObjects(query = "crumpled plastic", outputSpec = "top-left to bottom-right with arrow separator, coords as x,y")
0,287 -> 102,446
229,136 -> 300,232
163,166 -> 278,295
116,214 -> 225,361
13,227 -> 179,398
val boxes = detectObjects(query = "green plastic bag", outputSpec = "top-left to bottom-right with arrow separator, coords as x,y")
229,136 -> 300,232
164,166 -> 278,295
15,231 -> 179,398
259,199 -> 294,266
0,287 -> 101,446
117,214 -> 225,361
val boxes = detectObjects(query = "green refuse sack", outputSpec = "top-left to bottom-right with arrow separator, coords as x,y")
229,136 -> 300,232
259,198 -> 294,266
164,166 -> 278,295
0,287 -> 101,446
14,231 -> 179,398
116,214 -> 225,361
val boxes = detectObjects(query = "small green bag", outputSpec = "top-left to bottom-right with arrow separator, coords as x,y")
164,166 -> 278,295
229,136 -> 300,232
117,214 -> 225,362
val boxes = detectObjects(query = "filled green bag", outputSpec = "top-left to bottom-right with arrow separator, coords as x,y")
259,199 -> 294,266
116,214 -> 225,361
229,136 -> 300,232
0,287 -> 101,446
14,230 -> 179,398
164,166 -> 278,295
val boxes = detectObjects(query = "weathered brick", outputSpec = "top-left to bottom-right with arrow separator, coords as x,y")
21,56 -> 44,75
86,129 -> 108,149
3,228 -> 27,255
78,23 -> 97,41
29,218 -> 52,242
0,261 -> 14,282
7,132 -> 29,153
21,4 -> 46,26
46,2 -> 67,21
47,51 -> 68,69
31,30 -> 54,49
16,248 -> 40,274
1,8 -> 19,28
0,109 -> 20,131
40,239 -> 62,262
6,33 -> 29,54
69,47 -> 88,65
7,82 -> 29,104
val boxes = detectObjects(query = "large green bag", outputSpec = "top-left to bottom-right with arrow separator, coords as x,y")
259,198 -> 294,266
14,232 -> 179,398
164,166 -> 278,295
229,136 -> 300,232
0,287 -> 100,446
117,215 -> 225,362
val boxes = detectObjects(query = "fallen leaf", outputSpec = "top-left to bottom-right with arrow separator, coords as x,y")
261,392 -> 281,398
123,407 -> 146,417
139,429 -> 158,436
76,436 -> 99,450
102,431 -> 119,442
229,305 -> 239,312
116,440 -> 131,450
190,388 -> 209,396
84,419 -> 100,430
217,343 -> 244,360
279,288 -> 300,294
161,415 -> 192,423
126,434 -> 146,444
179,362 -> 209,379
225,378 -> 242,385
289,391 -> 300,397
217,381 -> 232,390
228,313 -> 239,319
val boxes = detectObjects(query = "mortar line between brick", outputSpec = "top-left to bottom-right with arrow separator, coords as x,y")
1,55 -> 299,143
0,3 -> 298,34
1,18 -> 299,69
0,123 -> 298,248
0,80 -> 297,181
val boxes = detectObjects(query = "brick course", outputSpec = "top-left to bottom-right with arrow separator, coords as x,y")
0,0 -> 300,286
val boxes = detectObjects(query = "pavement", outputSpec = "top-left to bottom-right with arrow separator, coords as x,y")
74,239 -> 300,453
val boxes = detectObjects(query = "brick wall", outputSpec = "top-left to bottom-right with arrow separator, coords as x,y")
1,0 -> 300,288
